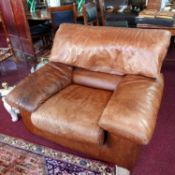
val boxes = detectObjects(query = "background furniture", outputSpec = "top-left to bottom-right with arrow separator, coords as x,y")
0,12 -> 17,63
147,0 -> 161,10
48,4 -> 76,32
138,24 -> 175,36
82,0 -> 99,25
28,10 -> 52,52
99,0 -> 149,27
99,0 -> 134,27
130,0 -> 146,12
30,22 -> 52,52
0,0 -> 35,57
26,9 -> 51,20
137,0 -> 172,26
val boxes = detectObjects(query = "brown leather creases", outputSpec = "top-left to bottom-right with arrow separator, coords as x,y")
5,62 -> 72,112
99,74 -> 164,145
31,84 -> 112,145
5,24 -> 168,169
21,109 -> 140,169
49,24 -> 171,78
73,67 -> 123,91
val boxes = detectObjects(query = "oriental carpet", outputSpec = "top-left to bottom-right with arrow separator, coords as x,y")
0,133 -> 115,175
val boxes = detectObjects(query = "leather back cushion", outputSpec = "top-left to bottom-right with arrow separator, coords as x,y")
49,24 -> 171,78
73,68 -> 123,91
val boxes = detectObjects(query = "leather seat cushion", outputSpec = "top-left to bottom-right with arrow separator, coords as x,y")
31,84 -> 112,145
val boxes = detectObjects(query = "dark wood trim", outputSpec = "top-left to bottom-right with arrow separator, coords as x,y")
0,0 -> 36,57
99,0 -> 105,25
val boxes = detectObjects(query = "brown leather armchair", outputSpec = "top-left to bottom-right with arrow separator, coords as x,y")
6,24 -> 171,169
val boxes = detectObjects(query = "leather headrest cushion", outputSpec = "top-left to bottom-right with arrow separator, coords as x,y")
50,24 -> 171,78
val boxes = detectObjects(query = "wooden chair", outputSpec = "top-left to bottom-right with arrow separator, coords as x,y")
0,12 -> 18,75
130,0 -> 146,12
99,0 -> 130,27
48,4 -> 76,33
82,0 -> 99,25
0,12 -> 17,63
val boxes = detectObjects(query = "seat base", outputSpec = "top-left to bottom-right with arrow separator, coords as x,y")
31,84 -> 112,145
22,108 -> 140,170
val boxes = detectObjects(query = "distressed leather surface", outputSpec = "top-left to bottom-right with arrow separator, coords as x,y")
50,24 -> 171,78
6,62 -> 72,112
5,24 -> 167,169
73,68 -> 123,91
99,74 -> 164,144
21,109 -> 140,169
31,84 -> 112,145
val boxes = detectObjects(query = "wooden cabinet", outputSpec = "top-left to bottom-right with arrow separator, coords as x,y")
0,0 -> 35,57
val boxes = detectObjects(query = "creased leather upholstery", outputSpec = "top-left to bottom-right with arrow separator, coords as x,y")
21,108 -> 140,169
99,74 -> 164,144
6,62 -> 72,112
31,84 -> 112,145
73,68 -> 123,91
50,24 -> 171,78
5,24 -> 170,169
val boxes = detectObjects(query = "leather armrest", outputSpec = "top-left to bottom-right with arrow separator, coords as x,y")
99,74 -> 164,144
6,62 -> 72,112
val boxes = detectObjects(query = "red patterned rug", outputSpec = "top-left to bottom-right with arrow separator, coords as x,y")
0,133 -> 129,175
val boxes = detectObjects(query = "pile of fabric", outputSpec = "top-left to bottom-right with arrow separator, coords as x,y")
136,9 -> 175,26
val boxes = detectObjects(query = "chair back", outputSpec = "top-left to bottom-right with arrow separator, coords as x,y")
62,0 -> 74,5
82,0 -> 99,25
99,0 -> 129,27
48,5 -> 76,31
